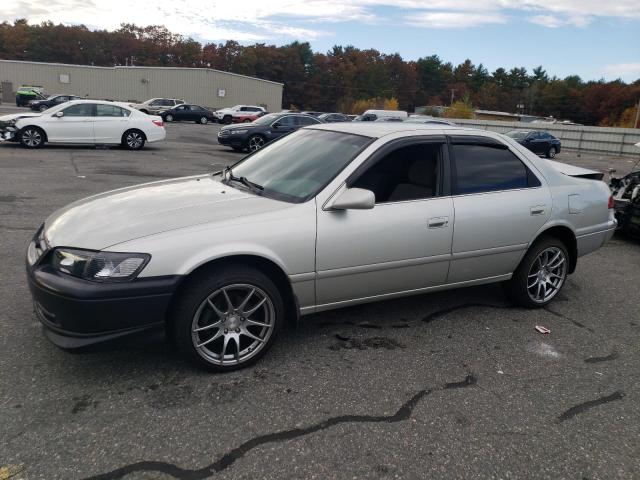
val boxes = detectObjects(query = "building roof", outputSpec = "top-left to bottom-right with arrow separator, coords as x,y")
0,59 -> 283,86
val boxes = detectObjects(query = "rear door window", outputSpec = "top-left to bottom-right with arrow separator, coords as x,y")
452,143 -> 535,195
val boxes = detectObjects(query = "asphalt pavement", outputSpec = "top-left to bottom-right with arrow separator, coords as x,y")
1,114 -> 639,480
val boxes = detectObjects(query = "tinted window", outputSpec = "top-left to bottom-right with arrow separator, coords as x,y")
228,129 -> 370,202
352,143 -> 442,203
149,99 -> 163,106
96,104 -> 130,117
453,145 -> 530,194
296,116 -> 320,126
160,99 -> 173,106
275,116 -> 296,127
192,105 -> 205,111
175,100 -> 184,105
62,103 -> 95,116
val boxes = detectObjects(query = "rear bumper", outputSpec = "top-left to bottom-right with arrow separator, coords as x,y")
146,128 -> 167,143
27,259 -> 181,348
576,220 -> 617,257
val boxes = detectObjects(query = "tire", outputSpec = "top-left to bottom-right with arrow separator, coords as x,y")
223,115 -> 232,125
139,109 -> 149,114
199,116 -> 209,124
504,236 -> 569,308
165,114 -> 174,122
243,119 -> 251,123
19,127 -> 45,149
38,105 -> 48,112
246,135 -> 266,152
169,265 -> 284,372
122,129 -> 146,150
546,147 -> 556,159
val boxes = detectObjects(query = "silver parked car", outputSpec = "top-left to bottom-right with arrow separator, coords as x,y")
26,123 -> 616,371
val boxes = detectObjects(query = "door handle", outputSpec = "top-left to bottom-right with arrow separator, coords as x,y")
530,205 -> 546,216
428,216 -> 449,228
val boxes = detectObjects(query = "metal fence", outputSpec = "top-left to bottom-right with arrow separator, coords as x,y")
449,118 -> 640,157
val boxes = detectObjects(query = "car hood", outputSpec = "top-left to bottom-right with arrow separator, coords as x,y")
0,112 -> 42,122
43,175 -> 289,250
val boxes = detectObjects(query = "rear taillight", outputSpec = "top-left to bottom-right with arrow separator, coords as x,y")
608,195 -> 614,209
152,119 -> 163,127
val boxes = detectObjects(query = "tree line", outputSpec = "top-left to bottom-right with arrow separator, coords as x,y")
1,20 -> 638,127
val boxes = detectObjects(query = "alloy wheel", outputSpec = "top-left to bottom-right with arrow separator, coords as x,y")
248,136 -> 265,152
22,129 -> 42,147
527,247 -> 567,303
200,117 -> 208,124
126,132 -> 143,149
191,284 -> 275,366
548,147 -> 556,158
165,114 -> 173,122
39,105 -> 47,112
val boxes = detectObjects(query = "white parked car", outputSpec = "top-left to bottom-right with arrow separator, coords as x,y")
354,109 -> 409,122
26,123 -> 615,371
0,100 -> 166,150
213,105 -> 267,124
129,98 -> 185,115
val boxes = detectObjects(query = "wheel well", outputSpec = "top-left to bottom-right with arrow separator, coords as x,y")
167,255 -> 299,327
534,226 -> 577,273
20,125 -> 48,142
122,128 -> 146,141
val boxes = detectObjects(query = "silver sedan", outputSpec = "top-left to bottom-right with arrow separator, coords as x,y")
26,123 -> 616,371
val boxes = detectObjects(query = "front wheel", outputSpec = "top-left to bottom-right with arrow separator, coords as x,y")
122,130 -> 146,150
165,114 -> 174,122
504,236 -> 568,308
170,266 -> 284,371
38,105 -> 48,112
20,127 -> 45,148
199,116 -> 209,124
246,135 -> 265,152
546,146 -> 557,159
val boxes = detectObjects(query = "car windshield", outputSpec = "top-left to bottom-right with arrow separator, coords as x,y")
227,129 -> 371,202
252,113 -> 281,125
505,130 -> 530,140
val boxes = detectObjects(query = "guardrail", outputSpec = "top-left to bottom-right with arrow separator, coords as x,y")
449,118 -> 640,157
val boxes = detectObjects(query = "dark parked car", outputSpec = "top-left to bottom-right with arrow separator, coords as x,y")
217,112 -> 322,152
161,104 -> 215,124
505,130 -> 561,158
29,94 -> 83,112
318,113 -> 350,123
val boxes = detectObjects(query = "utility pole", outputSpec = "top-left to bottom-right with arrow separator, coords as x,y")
634,99 -> 640,129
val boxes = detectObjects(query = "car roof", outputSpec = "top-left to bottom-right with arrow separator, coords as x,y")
307,121 -> 468,138
59,99 -> 135,108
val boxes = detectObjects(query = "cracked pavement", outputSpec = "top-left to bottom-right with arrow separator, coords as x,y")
1,115 -> 639,479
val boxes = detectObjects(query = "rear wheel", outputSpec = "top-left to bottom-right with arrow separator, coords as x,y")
504,236 -> 568,308
546,146 -> 557,159
170,266 -> 284,371
122,130 -> 146,150
243,119 -> 251,123
20,127 -> 45,148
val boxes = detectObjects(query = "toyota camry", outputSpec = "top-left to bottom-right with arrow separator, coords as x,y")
26,123 -> 616,371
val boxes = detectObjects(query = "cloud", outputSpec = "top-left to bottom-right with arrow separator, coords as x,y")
1,0 -> 640,41
603,63 -> 640,81
406,12 -> 508,28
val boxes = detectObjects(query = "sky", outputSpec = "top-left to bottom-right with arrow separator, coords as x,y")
3,0 -> 640,82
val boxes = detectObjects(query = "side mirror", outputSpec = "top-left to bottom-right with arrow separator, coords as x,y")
327,188 -> 375,210
53,111 -> 64,118
272,122 -> 281,128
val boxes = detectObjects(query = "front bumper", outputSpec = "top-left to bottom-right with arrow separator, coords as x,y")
26,249 -> 181,348
217,131 -> 247,148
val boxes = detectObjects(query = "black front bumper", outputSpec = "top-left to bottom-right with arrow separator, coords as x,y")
217,132 -> 248,148
27,261 -> 182,348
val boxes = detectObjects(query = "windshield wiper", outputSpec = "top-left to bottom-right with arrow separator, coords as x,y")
225,168 -> 264,193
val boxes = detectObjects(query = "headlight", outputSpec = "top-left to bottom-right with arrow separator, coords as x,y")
51,248 -> 150,282
231,129 -> 248,135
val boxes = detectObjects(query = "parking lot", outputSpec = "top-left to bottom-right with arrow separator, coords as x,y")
1,114 -> 639,480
